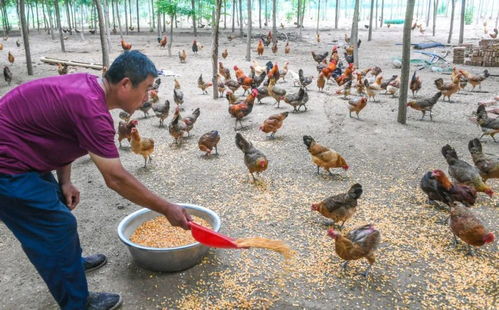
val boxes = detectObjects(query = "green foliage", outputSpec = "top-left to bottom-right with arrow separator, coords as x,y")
464,5 -> 474,25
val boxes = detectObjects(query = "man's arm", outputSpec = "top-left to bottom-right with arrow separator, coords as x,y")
88,152 -> 192,229
56,164 -> 80,210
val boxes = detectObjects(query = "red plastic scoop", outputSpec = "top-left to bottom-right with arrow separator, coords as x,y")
189,222 -> 241,249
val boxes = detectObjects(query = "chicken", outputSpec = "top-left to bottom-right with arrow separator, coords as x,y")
260,112 -> 288,138
459,69 -> 490,91
219,62 -> 231,80
441,144 -> 494,197
298,69 -> 313,90
344,33 -> 350,44
57,63 -> 68,75
449,202 -> 495,255
0,43 -> 3,50
335,63 -> 354,86
321,59 -> 338,80
279,62 -> 289,82
311,51 -> 329,64
251,70 -> 267,88
224,78 -> 240,93
7,51 -> 14,64
317,72 -> 326,92
237,74 -> 254,95
489,28 -> 498,39
284,42 -> 290,54
198,74 -> 212,95
181,108 -> 201,137
217,74 -> 226,96
256,39 -> 264,56
121,39 -> 132,51
119,111 -> 131,122
173,79 -> 184,109
364,77 -> 382,102
420,169 -> 477,208
152,100 -> 170,127
327,224 -> 381,277
168,112 -> 187,145
178,50 -> 187,63
228,89 -> 259,130
406,92 -> 442,121
117,119 -> 138,148
303,135 -> 349,175
468,138 -> 499,181
271,42 -> 278,54
344,52 -> 354,65
268,78 -> 286,108
348,96 -> 368,119
225,90 -> 239,105
3,66 -> 12,86
256,85 -> 269,104
251,60 -> 267,76
476,104 -> 499,142
386,76 -> 400,98
139,102 -> 153,118
409,71 -> 422,97
149,90 -> 159,103
312,184 -> 363,229
267,63 -> 280,82
235,133 -> 268,182
159,35 -> 167,47
15,40 -> 20,47
381,75 -> 397,93
151,78 -> 161,91
130,127 -> 154,168
222,49 -> 228,59
434,74 -> 461,102
198,130 -> 220,156
336,80 -> 353,99
192,40 -> 198,54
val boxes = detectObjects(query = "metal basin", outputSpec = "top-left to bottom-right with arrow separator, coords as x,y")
117,203 -> 221,272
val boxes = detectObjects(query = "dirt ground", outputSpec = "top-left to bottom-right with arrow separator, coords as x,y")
0,22 -> 498,309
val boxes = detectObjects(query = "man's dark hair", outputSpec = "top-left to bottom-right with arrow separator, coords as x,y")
105,50 -> 158,87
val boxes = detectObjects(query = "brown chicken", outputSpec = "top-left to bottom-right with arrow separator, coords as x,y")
476,104 -> 499,142
235,133 -> 268,182
468,138 -> 499,181
181,107 -> 201,137
7,51 -> 14,64
267,63 -> 280,81
152,99 -> 170,127
420,170 -> 477,208
459,69 -> 490,91
222,49 -> 228,59
303,135 -> 349,175
321,59 -> 338,80
256,39 -> 264,56
198,74 -> 212,95
449,202 -> 495,255
198,130 -> 220,156
328,224 -> 381,277
168,112 -> 187,145
218,62 -> 231,80
159,35 -> 167,47
217,75 -> 226,96
442,144 -> 494,197
268,78 -> 286,108
0,43 -> 3,50
130,127 -> 154,168
279,62 -> 289,82
348,96 -> 368,119
312,183 -> 363,229
3,66 -> 12,86
317,72 -> 326,92
271,42 -> 278,54
57,63 -> 68,75
228,89 -> 258,130
117,119 -> 138,148
225,90 -> 239,105
335,63 -> 354,86
121,39 -> 132,51
364,77 -> 382,102
178,50 -> 187,63
434,74 -> 461,102
409,71 -> 422,97
406,92 -> 442,121
173,79 -> 184,109
260,112 -> 288,138
284,42 -> 290,54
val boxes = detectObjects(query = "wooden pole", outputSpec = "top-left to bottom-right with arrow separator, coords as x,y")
398,0 -> 415,124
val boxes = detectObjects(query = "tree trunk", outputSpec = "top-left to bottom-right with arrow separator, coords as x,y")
192,0 -> 197,36
41,1 -> 47,32
150,0 -> 154,31
448,0 -> 455,43
19,0 -> 33,75
65,0 -> 72,34
375,0 -> 378,29
124,0 -> 128,34
432,0 -> 438,36
265,0 -> 268,26
79,4 -> 85,40
246,0 -> 252,61
168,14 -> 174,56
232,0 -> 235,32
94,0 -> 109,68
212,0 -> 222,99
272,0 -> 276,43
368,0 -> 374,40
380,0 -> 384,27
129,0 -> 132,29
398,0 -> 415,124
103,0 -> 111,51
116,0 -> 123,38
136,0 -> 139,32
45,1 -> 55,40
224,0 -> 227,29
316,0 -> 320,35
156,11 -> 161,38
239,0 -> 243,36
259,0 -> 261,28
351,0 -> 360,67
297,0 -> 302,28
54,0 -> 65,52
426,0 -> 431,27
459,0 -> 465,43
335,0 -> 339,29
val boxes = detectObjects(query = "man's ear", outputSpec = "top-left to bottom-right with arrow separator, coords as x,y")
119,77 -> 132,90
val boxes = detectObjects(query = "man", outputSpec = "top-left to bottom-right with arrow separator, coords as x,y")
0,51 -> 192,309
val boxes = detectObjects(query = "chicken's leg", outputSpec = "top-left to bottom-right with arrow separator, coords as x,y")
341,261 -> 349,271
452,234 -> 459,248
214,146 -> 218,155
361,264 -> 373,277
316,165 -> 320,175
143,157 -> 147,168
250,172 -> 257,183
466,245 -> 475,256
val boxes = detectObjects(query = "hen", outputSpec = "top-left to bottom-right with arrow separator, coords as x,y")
303,135 -> 349,175
311,51 -> 329,64
409,71 -> 422,97
198,130 -> 220,156
117,119 -> 138,148
283,87 -> 307,112
168,113 -> 187,146
441,144 -> 494,197
476,104 -> 499,142
178,50 -> 187,63
434,74 -> 461,102
119,111 -> 131,122
3,66 -> 12,85
406,92 -> 442,121
130,127 -> 154,168
138,102 -> 153,118
159,35 -> 167,47
152,100 -> 170,127
256,39 -> 264,56
222,49 -> 228,59
228,89 -> 259,130
328,224 -> 381,277
468,138 -> 499,181
260,112 -> 288,138
348,96 -> 368,119
121,39 -> 132,51
198,74 -> 213,95
268,78 -> 286,108
317,72 -> 326,92
192,40 -> 199,54
459,69 -> 489,91
298,69 -> 313,90
235,133 -> 268,182
312,183 -> 363,229
420,169 -> 477,208
181,108 -> 201,137
173,79 -> 184,109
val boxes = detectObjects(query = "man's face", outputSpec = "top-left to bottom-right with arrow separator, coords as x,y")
119,75 -> 155,113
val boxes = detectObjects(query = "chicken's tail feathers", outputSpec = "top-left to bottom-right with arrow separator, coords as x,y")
235,133 -> 251,153
441,144 -> 458,163
303,135 -> 315,149
348,183 -> 363,199
468,138 -> 482,154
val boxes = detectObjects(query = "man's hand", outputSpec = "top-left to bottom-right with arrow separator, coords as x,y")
61,183 -> 80,210
163,203 -> 193,230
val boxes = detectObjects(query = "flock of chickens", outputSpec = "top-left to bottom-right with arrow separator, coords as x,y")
52,30 -> 498,277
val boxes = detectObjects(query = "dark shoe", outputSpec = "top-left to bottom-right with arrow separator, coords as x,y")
87,292 -> 122,310
84,254 -> 107,273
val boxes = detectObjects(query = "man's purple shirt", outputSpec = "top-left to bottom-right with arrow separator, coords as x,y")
0,73 -> 119,175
